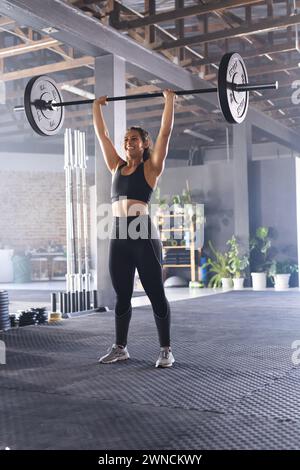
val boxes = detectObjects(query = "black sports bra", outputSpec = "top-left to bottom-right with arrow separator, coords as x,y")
111,162 -> 153,203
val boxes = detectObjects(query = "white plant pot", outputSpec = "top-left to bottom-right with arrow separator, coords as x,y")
251,272 -> 267,290
173,204 -> 184,215
233,277 -> 244,290
274,274 -> 290,290
222,278 -> 232,290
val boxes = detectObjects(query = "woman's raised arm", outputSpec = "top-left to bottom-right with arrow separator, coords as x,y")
149,89 -> 176,176
93,96 -> 123,173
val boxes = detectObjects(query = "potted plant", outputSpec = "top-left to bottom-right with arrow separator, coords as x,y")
269,260 -> 298,290
205,241 -> 232,289
171,181 -> 193,215
153,186 -> 169,219
153,186 -> 168,207
181,180 -> 192,204
226,235 -> 249,289
171,194 -> 184,215
249,226 -> 272,290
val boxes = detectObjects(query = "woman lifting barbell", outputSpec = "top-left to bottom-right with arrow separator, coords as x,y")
93,89 -> 176,368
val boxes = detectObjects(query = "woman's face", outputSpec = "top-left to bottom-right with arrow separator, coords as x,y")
124,130 -> 148,160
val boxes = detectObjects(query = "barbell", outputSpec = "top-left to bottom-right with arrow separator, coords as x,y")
14,52 -> 278,137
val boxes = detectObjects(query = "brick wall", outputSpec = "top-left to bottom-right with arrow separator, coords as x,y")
0,171 -> 68,251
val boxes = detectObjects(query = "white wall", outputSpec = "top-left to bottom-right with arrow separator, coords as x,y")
157,161 -> 234,252
0,152 -> 95,174
249,157 -> 297,259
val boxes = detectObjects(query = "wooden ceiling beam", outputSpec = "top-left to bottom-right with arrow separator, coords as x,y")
116,0 -> 264,30
0,37 -> 60,58
184,42 -> 297,68
155,14 -> 300,50
0,16 -> 15,27
247,61 -> 299,77
0,55 -> 94,81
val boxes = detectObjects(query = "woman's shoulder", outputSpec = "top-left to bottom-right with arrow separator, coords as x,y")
112,159 -> 126,175
144,157 -> 162,175
143,158 -> 161,188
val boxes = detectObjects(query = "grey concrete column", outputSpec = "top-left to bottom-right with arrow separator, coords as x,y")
232,121 -> 252,249
94,54 -> 126,309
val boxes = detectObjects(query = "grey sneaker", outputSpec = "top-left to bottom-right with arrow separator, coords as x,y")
98,344 -> 130,364
155,347 -> 175,368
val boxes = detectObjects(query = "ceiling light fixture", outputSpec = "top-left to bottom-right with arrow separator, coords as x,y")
41,27 -> 59,34
264,54 -> 273,61
183,129 -> 214,142
61,84 -> 95,100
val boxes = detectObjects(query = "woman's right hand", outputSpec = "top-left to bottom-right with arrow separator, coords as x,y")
93,96 -> 108,107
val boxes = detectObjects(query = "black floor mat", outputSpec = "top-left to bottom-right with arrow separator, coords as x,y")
1,290 -> 300,450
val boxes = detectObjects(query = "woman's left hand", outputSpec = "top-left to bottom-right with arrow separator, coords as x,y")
163,89 -> 177,100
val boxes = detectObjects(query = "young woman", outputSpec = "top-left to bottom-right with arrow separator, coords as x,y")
93,89 -> 176,367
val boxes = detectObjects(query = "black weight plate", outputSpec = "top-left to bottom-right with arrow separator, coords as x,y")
24,75 -> 65,136
218,52 -> 249,124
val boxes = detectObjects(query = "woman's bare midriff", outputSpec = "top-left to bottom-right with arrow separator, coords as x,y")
112,199 -> 149,217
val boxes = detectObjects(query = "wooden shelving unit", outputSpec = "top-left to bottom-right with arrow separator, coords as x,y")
155,211 -> 197,283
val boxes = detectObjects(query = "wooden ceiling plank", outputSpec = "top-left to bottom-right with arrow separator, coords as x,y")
155,14 -> 300,50
116,0 -> 264,30
0,55 -> 94,81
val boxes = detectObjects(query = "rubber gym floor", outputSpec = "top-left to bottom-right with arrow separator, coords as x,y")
1,290 -> 300,450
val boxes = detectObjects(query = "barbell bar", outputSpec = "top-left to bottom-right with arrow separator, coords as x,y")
14,52 -> 278,136
13,88 -> 219,113
16,82 -> 277,110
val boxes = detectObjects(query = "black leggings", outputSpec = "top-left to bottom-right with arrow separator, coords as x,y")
109,215 -> 171,348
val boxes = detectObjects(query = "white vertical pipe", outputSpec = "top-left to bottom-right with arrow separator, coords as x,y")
75,131 -> 82,276
81,131 -> 90,292
226,127 -> 230,162
68,129 -> 76,293
296,156 -> 300,288
64,129 -> 71,292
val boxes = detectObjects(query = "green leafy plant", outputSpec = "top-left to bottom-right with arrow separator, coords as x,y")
205,240 -> 231,287
227,235 -> 249,278
250,226 -> 272,273
171,194 -> 181,205
181,180 -> 192,204
153,186 -> 168,206
171,180 -> 193,206
268,260 -> 298,282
